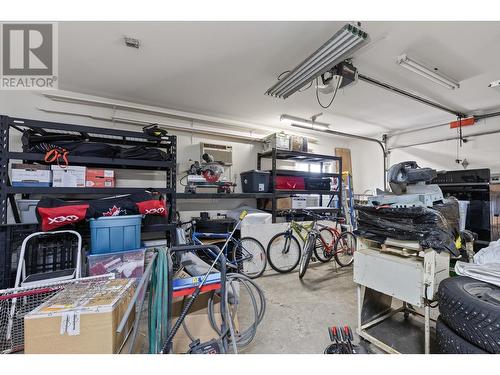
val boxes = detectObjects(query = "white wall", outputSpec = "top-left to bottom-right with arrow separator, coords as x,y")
1,90 -> 377,216
348,139 -> 385,194
346,115 -> 500,195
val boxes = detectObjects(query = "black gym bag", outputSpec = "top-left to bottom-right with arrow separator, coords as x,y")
22,129 -> 169,161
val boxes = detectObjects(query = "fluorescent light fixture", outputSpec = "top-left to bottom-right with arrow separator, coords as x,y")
280,114 -> 329,131
396,54 -> 460,90
266,24 -> 369,99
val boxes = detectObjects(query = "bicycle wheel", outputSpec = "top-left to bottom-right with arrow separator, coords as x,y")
267,232 -> 301,273
298,234 -> 315,279
314,228 -> 336,263
232,237 -> 267,278
333,231 -> 356,267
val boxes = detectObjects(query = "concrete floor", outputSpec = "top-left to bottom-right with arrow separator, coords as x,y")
237,259 -> 439,354
240,260 -> 358,354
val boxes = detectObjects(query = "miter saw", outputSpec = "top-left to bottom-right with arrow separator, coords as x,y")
185,153 -> 236,194
367,161 -> 444,208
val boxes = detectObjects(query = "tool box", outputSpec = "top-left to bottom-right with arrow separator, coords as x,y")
305,177 -> 331,191
274,176 -> 306,190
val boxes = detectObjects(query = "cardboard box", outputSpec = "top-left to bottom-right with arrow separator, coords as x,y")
51,165 -> 86,187
24,278 -> 135,354
290,135 -> 308,152
86,168 -> 115,188
263,132 -> 290,153
263,196 -> 319,210
170,270 -> 238,353
11,164 -> 51,187
295,194 -> 320,208
264,197 -> 292,210
171,293 -> 237,354
291,196 -> 307,209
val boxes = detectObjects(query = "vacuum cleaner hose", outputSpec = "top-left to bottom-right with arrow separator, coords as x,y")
208,273 -> 266,352
180,272 -> 266,353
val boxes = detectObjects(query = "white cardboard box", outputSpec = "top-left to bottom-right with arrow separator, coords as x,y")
11,164 -> 51,184
51,165 -> 86,187
291,196 -> 307,209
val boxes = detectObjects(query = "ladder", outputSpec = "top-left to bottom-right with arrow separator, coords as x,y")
342,172 -> 356,229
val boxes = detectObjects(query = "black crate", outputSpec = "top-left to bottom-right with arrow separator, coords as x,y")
0,224 -> 80,289
0,224 -> 39,289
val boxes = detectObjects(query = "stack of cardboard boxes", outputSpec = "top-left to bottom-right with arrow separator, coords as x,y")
11,164 -> 115,188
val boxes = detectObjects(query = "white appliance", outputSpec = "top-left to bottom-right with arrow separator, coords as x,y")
353,238 -> 450,354
200,142 -> 233,166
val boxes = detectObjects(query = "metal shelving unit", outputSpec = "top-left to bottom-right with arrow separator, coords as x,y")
176,192 -> 286,200
0,115 -> 177,241
257,148 -> 343,222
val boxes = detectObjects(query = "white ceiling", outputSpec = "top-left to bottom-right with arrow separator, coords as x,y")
58,21 -> 500,136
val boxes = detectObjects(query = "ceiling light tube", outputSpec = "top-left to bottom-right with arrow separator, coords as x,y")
275,36 -> 364,97
396,54 -> 460,90
280,114 -> 329,131
267,24 -> 369,99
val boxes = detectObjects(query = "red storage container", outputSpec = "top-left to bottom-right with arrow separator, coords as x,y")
275,176 -> 305,190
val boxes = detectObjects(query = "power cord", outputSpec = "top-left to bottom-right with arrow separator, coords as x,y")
276,70 -> 312,92
277,70 -> 290,80
315,75 -> 342,109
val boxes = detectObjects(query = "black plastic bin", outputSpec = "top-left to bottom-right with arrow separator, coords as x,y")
194,217 -> 236,234
240,170 -> 270,193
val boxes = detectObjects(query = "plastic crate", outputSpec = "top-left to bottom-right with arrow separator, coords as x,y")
17,199 -> 40,224
88,248 -> 145,279
89,215 -> 142,254
0,224 -> 79,289
240,170 -> 270,193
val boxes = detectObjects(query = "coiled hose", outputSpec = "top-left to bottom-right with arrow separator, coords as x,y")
148,247 -> 170,353
181,272 -> 266,353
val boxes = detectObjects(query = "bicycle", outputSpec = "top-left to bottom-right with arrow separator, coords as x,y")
177,213 -> 267,279
267,210 -> 356,274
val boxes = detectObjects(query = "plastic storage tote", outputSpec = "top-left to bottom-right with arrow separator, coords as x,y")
17,199 -> 40,223
88,248 -> 145,279
240,170 -> 270,193
275,176 -> 305,190
89,215 -> 142,254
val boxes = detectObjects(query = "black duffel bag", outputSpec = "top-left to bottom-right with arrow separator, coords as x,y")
23,129 -> 121,158
22,129 -> 169,161
118,145 -> 169,161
